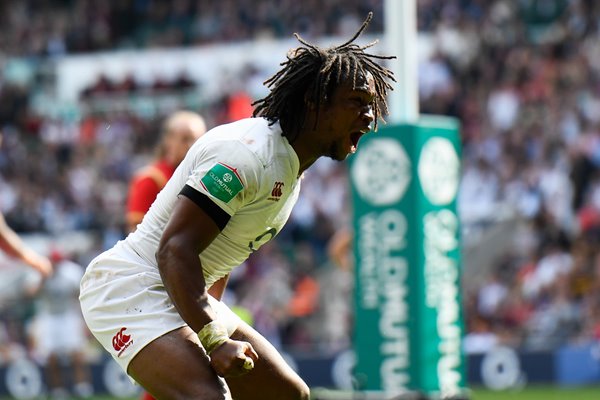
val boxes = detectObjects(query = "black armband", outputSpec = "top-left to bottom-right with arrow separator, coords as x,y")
179,185 -> 231,230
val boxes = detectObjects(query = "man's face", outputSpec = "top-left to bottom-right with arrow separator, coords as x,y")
166,120 -> 206,165
317,72 -> 376,161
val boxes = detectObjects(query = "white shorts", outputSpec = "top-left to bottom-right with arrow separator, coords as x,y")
79,240 -> 240,374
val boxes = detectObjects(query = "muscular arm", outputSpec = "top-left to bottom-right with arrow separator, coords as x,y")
157,192 -> 258,376
157,195 -> 224,332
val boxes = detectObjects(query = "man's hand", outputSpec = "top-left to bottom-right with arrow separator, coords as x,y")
209,339 -> 258,377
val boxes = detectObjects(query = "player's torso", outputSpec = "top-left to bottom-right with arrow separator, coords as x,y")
127,118 -> 300,285
201,155 -> 301,283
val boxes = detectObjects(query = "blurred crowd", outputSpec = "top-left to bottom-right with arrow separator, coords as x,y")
2,1 -> 600,391
0,0 -> 383,57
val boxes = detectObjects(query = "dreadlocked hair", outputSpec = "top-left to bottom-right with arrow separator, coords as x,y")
252,12 -> 396,143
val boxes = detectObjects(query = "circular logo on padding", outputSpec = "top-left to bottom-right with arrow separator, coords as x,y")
351,139 -> 411,206
418,137 -> 460,205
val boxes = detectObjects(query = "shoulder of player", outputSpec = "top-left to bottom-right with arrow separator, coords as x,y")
196,118 -> 281,170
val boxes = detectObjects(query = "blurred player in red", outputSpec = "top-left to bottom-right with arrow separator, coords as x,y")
126,110 -> 207,233
125,111 -> 206,400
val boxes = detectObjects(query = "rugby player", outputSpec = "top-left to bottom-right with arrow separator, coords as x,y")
80,12 -> 394,399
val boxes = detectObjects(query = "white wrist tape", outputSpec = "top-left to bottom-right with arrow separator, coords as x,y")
197,320 -> 229,355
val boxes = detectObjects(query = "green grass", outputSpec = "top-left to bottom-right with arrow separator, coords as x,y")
470,386 -> 600,400
310,386 -> 600,400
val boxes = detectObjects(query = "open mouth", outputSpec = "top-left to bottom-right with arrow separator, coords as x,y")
350,130 -> 367,153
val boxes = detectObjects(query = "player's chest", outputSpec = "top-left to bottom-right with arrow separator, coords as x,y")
226,178 -> 300,246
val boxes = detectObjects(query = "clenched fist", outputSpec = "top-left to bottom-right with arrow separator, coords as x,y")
209,339 -> 258,377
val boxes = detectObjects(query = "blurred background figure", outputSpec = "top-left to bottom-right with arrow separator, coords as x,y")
28,249 -> 92,400
0,132 -> 52,278
126,110 -> 207,233
0,211 -> 52,278
0,130 -> 54,371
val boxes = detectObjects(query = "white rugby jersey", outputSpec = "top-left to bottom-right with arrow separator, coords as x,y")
126,118 -> 301,287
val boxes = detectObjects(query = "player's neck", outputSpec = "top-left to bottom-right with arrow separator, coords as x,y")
290,137 -> 318,176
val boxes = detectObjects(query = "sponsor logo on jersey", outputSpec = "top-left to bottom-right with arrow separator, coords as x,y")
268,181 -> 284,201
112,327 -> 133,357
200,163 -> 244,203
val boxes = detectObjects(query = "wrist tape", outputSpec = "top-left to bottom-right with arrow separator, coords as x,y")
197,320 -> 230,355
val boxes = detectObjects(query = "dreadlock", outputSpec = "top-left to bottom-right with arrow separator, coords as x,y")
252,12 -> 395,143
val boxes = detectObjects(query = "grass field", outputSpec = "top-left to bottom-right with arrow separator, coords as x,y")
309,386 -> 600,399
469,386 -> 600,399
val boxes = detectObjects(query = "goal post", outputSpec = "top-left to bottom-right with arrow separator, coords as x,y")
348,2 -> 468,398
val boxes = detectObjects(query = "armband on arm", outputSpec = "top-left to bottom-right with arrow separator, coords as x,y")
197,320 -> 230,355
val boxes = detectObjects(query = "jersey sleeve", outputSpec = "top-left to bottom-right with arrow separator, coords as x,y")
184,139 -> 261,216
